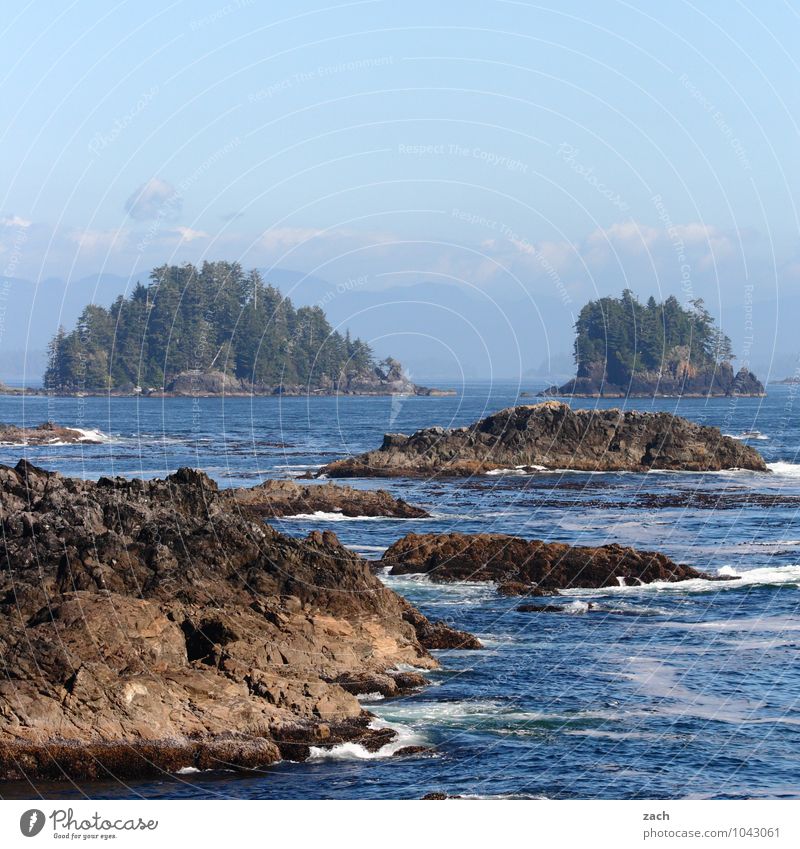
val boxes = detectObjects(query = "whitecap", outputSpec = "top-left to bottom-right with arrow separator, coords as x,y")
306,719 -> 426,761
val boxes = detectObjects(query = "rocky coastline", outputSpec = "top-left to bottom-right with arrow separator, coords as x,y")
319,401 -> 768,477
0,461 -> 477,782
541,362 -> 765,398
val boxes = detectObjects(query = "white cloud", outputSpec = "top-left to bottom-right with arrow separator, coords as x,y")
69,227 -> 128,252
124,177 -> 180,221
260,226 -> 327,251
172,226 -> 209,242
0,215 -> 32,229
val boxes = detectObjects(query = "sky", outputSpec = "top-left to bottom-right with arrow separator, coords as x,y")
2,0 -> 799,381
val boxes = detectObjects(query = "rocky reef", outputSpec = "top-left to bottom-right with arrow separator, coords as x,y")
231,478 -> 429,518
0,421 -> 104,445
157,359 -> 454,397
543,361 -> 765,398
0,461 -> 476,781
319,401 -> 767,477
380,532 -> 712,592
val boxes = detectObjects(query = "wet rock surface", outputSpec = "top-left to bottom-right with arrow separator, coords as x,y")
319,401 -> 767,477
0,461 -> 476,781
0,421 -> 103,445
232,478 -> 429,518
381,532 -> 713,591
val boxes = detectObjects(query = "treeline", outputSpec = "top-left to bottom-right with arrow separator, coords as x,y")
44,262 -> 375,391
574,291 -> 734,385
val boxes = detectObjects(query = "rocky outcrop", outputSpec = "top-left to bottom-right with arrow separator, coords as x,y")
0,461 -> 476,781
157,359 -> 454,398
318,401 -> 767,477
231,478 -> 429,518
380,532 -> 711,591
542,360 -> 765,398
0,421 -> 103,445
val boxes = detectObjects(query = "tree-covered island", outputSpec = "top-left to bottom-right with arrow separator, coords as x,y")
542,290 -> 765,397
43,262 -> 449,396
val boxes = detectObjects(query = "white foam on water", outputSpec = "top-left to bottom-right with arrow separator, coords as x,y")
175,766 -> 201,774
484,464 -> 548,476
564,600 -> 591,614
356,691 -> 385,701
306,719 -> 427,761
569,564 -> 800,597
766,462 -> 800,477
725,431 -> 769,441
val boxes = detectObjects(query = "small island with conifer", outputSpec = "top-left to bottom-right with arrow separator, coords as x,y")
541,291 -> 765,398
40,262 -> 452,398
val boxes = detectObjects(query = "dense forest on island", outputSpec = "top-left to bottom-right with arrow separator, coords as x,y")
573,291 -> 732,384
545,290 -> 764,397
44,262 -> 379,393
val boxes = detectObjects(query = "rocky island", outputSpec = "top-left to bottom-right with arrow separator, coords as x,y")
232,478 -> 429,518
0,461 -> 477,781
42,261 -> 453,398
380,532 -> 712,594
0,421 -> 105,445
318,400 -> 767,477
540,292 -> 765,397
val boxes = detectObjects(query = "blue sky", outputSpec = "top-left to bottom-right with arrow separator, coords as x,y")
2,0 -> 799,378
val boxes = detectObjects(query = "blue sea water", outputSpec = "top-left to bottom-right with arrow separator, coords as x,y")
1,382 -> 799,800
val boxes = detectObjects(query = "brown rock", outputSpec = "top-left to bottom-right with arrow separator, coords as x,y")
232,478 -> 428,518
318,401 -> 767,477
0,421 -> 103,445
0,460 -> 479,781
381,532 -> 713,591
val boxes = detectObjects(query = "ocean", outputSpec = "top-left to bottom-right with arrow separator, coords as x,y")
1,382 -> 799,800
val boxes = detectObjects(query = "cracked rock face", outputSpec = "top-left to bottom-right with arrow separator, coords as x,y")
319,401 -> 768,477
231,478 -> 429,518
381,532 -> 713,591
0,461 -> 471,781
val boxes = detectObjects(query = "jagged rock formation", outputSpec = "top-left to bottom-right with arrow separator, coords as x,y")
318,401 -> 767,477
0,461 -> 476,781
544,359 -> 765,398
0,421 -> 103,445
161,358 -> 452,397
231,478 -> 429,518
380,532 -> 712,592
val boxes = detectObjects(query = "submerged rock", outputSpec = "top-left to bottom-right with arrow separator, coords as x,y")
381,532 -> 712,590
0,460 -> 477,781
318,401 -> 767,476
232,478 -> 429,518
0,421 -> 104,445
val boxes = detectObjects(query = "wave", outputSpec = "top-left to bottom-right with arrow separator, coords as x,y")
766,462 -> 800,477
278,510 -> 423,522
725,430 -> 769,441
570,564 -> 800,597
306,719 -> 427,761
